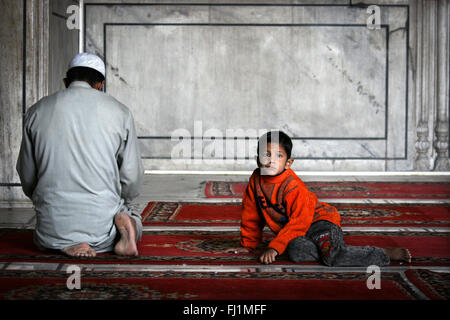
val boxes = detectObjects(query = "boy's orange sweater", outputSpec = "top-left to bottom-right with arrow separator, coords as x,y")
240,168 -> 341,255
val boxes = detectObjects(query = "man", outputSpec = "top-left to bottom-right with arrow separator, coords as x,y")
16,53 -> 144,257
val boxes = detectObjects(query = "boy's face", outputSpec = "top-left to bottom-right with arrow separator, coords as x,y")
258,143 -> 294,176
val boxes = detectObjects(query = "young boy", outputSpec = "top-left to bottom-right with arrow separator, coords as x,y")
228,131 -> 411,266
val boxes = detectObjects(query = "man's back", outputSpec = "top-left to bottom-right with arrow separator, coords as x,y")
17,81 -> 143,251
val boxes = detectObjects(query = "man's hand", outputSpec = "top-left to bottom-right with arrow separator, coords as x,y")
259,248 -> 278,264
224,247 -> 250,254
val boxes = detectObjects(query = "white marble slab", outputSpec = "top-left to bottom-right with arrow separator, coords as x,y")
84,3 -> 410,171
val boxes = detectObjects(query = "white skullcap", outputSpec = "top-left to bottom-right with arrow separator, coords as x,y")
69,53 -> 106,77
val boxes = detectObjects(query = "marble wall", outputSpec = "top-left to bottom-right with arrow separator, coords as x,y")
0,0 -> 25,204
0,0 -> 448,204
85,1 -> 416,171
0,0 -> 79,205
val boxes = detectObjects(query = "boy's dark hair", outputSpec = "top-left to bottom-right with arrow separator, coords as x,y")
65,66 -> 105,87
257,130 -> 293,159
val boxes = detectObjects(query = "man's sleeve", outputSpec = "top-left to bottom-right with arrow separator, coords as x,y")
117,111 -> 144,204
240,175 -> 264,251
267,186 -> 317,255
16,115 -> 37,199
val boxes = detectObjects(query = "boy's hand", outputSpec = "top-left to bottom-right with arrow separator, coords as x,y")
224,247 -> 250,254
259,248 -> 278,264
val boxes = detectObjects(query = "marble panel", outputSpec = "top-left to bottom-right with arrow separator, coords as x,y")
84,3 -> 409,169
106,25 -> 388,139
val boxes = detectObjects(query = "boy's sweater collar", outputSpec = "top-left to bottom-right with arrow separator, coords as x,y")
258,167 -> 293,183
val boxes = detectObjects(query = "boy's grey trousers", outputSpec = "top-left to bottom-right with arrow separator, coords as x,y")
287,220 -> 390,267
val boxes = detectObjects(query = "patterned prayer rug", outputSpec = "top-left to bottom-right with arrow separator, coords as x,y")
204,181 -> 450,199
0,269 -> 431,300
404,269 -> 450,300
0,229 -> 448,266
141,202 -> 450,227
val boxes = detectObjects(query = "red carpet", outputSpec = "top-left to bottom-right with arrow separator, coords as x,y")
142,202 -> 450,227
1,180 -> 449,301
0,269 -> 429,300
0,229 -> 448,266
205,181 -> 450,199
0,223 -> 448,300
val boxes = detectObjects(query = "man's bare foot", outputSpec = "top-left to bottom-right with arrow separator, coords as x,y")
61,243 -> 96,257
384,247 -> 412,263
114,212 -> 138,256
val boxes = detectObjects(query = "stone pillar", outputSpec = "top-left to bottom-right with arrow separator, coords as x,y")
0,0 -> 25,204
25,0 -> 50,108
414,0 -> 433,170
433,0 -> 450,170
0,0 -> 50,205
415,0 -> 450,171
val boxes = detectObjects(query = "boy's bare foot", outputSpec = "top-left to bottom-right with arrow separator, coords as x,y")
384,247 -> 412,263
114,212 -> 138,256
61,243 -> 96,257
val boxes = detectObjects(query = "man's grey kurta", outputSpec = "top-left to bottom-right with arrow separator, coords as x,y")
16,81 -> 144,252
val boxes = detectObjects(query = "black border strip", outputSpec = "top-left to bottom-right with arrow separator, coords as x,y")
385,25 -> 389,143
137,136 -> 386,141
405,4 -> 410,160
85,2 -> 413,8
51,12 -> 68,20
22,0 -> 26,123
0,183 -> 22,187
140,156 -> 403,160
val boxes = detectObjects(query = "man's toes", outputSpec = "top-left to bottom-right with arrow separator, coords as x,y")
402,249 -> 411,263
407,250 -> 412,262
63,243 -> 96,258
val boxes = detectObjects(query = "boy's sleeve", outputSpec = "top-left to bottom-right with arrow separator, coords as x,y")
267,185 -> 318,255
240,175 -> 264,251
